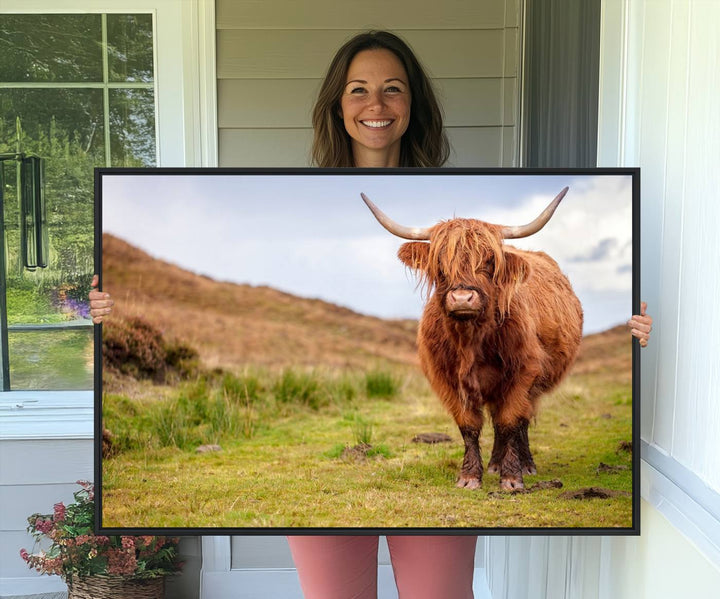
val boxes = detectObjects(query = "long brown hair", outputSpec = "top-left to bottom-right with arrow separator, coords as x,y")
311,31 -> 449,168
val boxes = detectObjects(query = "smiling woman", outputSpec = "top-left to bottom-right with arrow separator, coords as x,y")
310,30 -> 449,168
340,49 -> 412,167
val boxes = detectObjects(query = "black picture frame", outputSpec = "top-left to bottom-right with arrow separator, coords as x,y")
95,167 -> 640,536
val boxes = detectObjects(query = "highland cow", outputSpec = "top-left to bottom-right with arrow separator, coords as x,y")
362,188 -> 583,491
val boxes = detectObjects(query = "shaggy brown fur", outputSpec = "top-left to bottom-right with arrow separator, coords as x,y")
397,218 -> 583,491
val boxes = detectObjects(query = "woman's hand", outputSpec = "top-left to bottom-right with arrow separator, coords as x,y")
89,274 -> 114,324
628,301 -> 652,348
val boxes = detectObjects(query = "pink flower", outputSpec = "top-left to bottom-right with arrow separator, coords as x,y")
42,556 -> 64,576
34,518 -> 54,534
53,503 -> 66,522
121,537 -> 135,550
107,548 -> 137,576
19,548 -> 29,562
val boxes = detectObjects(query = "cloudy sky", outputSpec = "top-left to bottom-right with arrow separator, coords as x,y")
101,171 -> 635,334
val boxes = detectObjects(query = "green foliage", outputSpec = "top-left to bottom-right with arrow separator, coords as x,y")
104,368 -> 382,454
365,370 -> 400,398
272,369 -> 327,409
5,288 -> 61,324
221,371 -> 262,403
330,373 -> 359,403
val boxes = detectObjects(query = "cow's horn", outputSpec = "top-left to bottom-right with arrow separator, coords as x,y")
361,193 -> 432,240
500,187 -> 569,239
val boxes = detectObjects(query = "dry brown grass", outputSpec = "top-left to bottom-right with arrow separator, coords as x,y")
102,233 -> 419,371
573,324 -> 632,384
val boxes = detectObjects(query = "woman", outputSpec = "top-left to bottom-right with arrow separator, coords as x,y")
90,31 -> 652,599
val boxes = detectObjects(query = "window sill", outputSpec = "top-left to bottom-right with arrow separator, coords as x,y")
0,391 -> 93,440
642,441 -> 720,567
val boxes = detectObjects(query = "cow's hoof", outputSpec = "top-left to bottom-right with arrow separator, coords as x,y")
500,476 -> 524,492
456,476 -> 482,490
522,464 -> 537,476
487,462 -> 500,474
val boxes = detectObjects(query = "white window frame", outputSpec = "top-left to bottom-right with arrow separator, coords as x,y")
0,0 -> 217,441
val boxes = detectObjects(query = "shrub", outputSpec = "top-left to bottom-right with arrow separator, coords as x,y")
103,316 -> 199,383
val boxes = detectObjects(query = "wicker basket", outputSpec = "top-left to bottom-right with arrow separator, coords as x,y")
67,575 -> 164,599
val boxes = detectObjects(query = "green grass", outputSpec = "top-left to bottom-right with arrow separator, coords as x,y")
365,370 -> 401,398
101,366 -> 633,530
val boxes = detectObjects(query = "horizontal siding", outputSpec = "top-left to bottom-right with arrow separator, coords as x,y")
219,128 -> 313,166
217,29 -> 513,80
0,483 -> 85,530
217,0 -> 515,30
216,1 -> 521,168
218,79 -> 320,128
440,78 -> 517,126
0,531 -> 51,578
446,126 -> 506,166
0,439 -> 92,581
218,78 -> 516,128
0,439 -> 92,486
219,126 -> 511,168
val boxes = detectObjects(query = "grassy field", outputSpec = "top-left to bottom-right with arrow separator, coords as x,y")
101,364 -> 633,530
100,234 -> 634,531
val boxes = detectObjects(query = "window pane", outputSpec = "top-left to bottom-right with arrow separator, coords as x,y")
0,88 -> 106,165
2,89 -> 97,390
107,14 -> 154,83
8,329 -> 93,390
0,12 -> 157,391
1,88 -> 101,282
109,89 -> 156,167
0,14 -> 103,82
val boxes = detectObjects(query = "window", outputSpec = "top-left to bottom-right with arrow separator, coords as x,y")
0,13 -> 157,390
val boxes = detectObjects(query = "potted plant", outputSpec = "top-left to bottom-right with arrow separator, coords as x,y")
20,481 -> 182,599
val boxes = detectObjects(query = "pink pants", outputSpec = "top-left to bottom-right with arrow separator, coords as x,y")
287,535 -> 477,599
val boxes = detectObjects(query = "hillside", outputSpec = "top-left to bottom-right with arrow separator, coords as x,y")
102,233 -> 419,370
101,234 -> 630,376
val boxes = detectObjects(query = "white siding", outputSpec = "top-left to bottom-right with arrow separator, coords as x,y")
216,0 -> 522,167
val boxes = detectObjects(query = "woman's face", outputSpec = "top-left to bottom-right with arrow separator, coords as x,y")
340,49 -> 411,166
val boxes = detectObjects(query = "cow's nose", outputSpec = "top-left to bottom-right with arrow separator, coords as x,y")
449,289 -> 478,305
